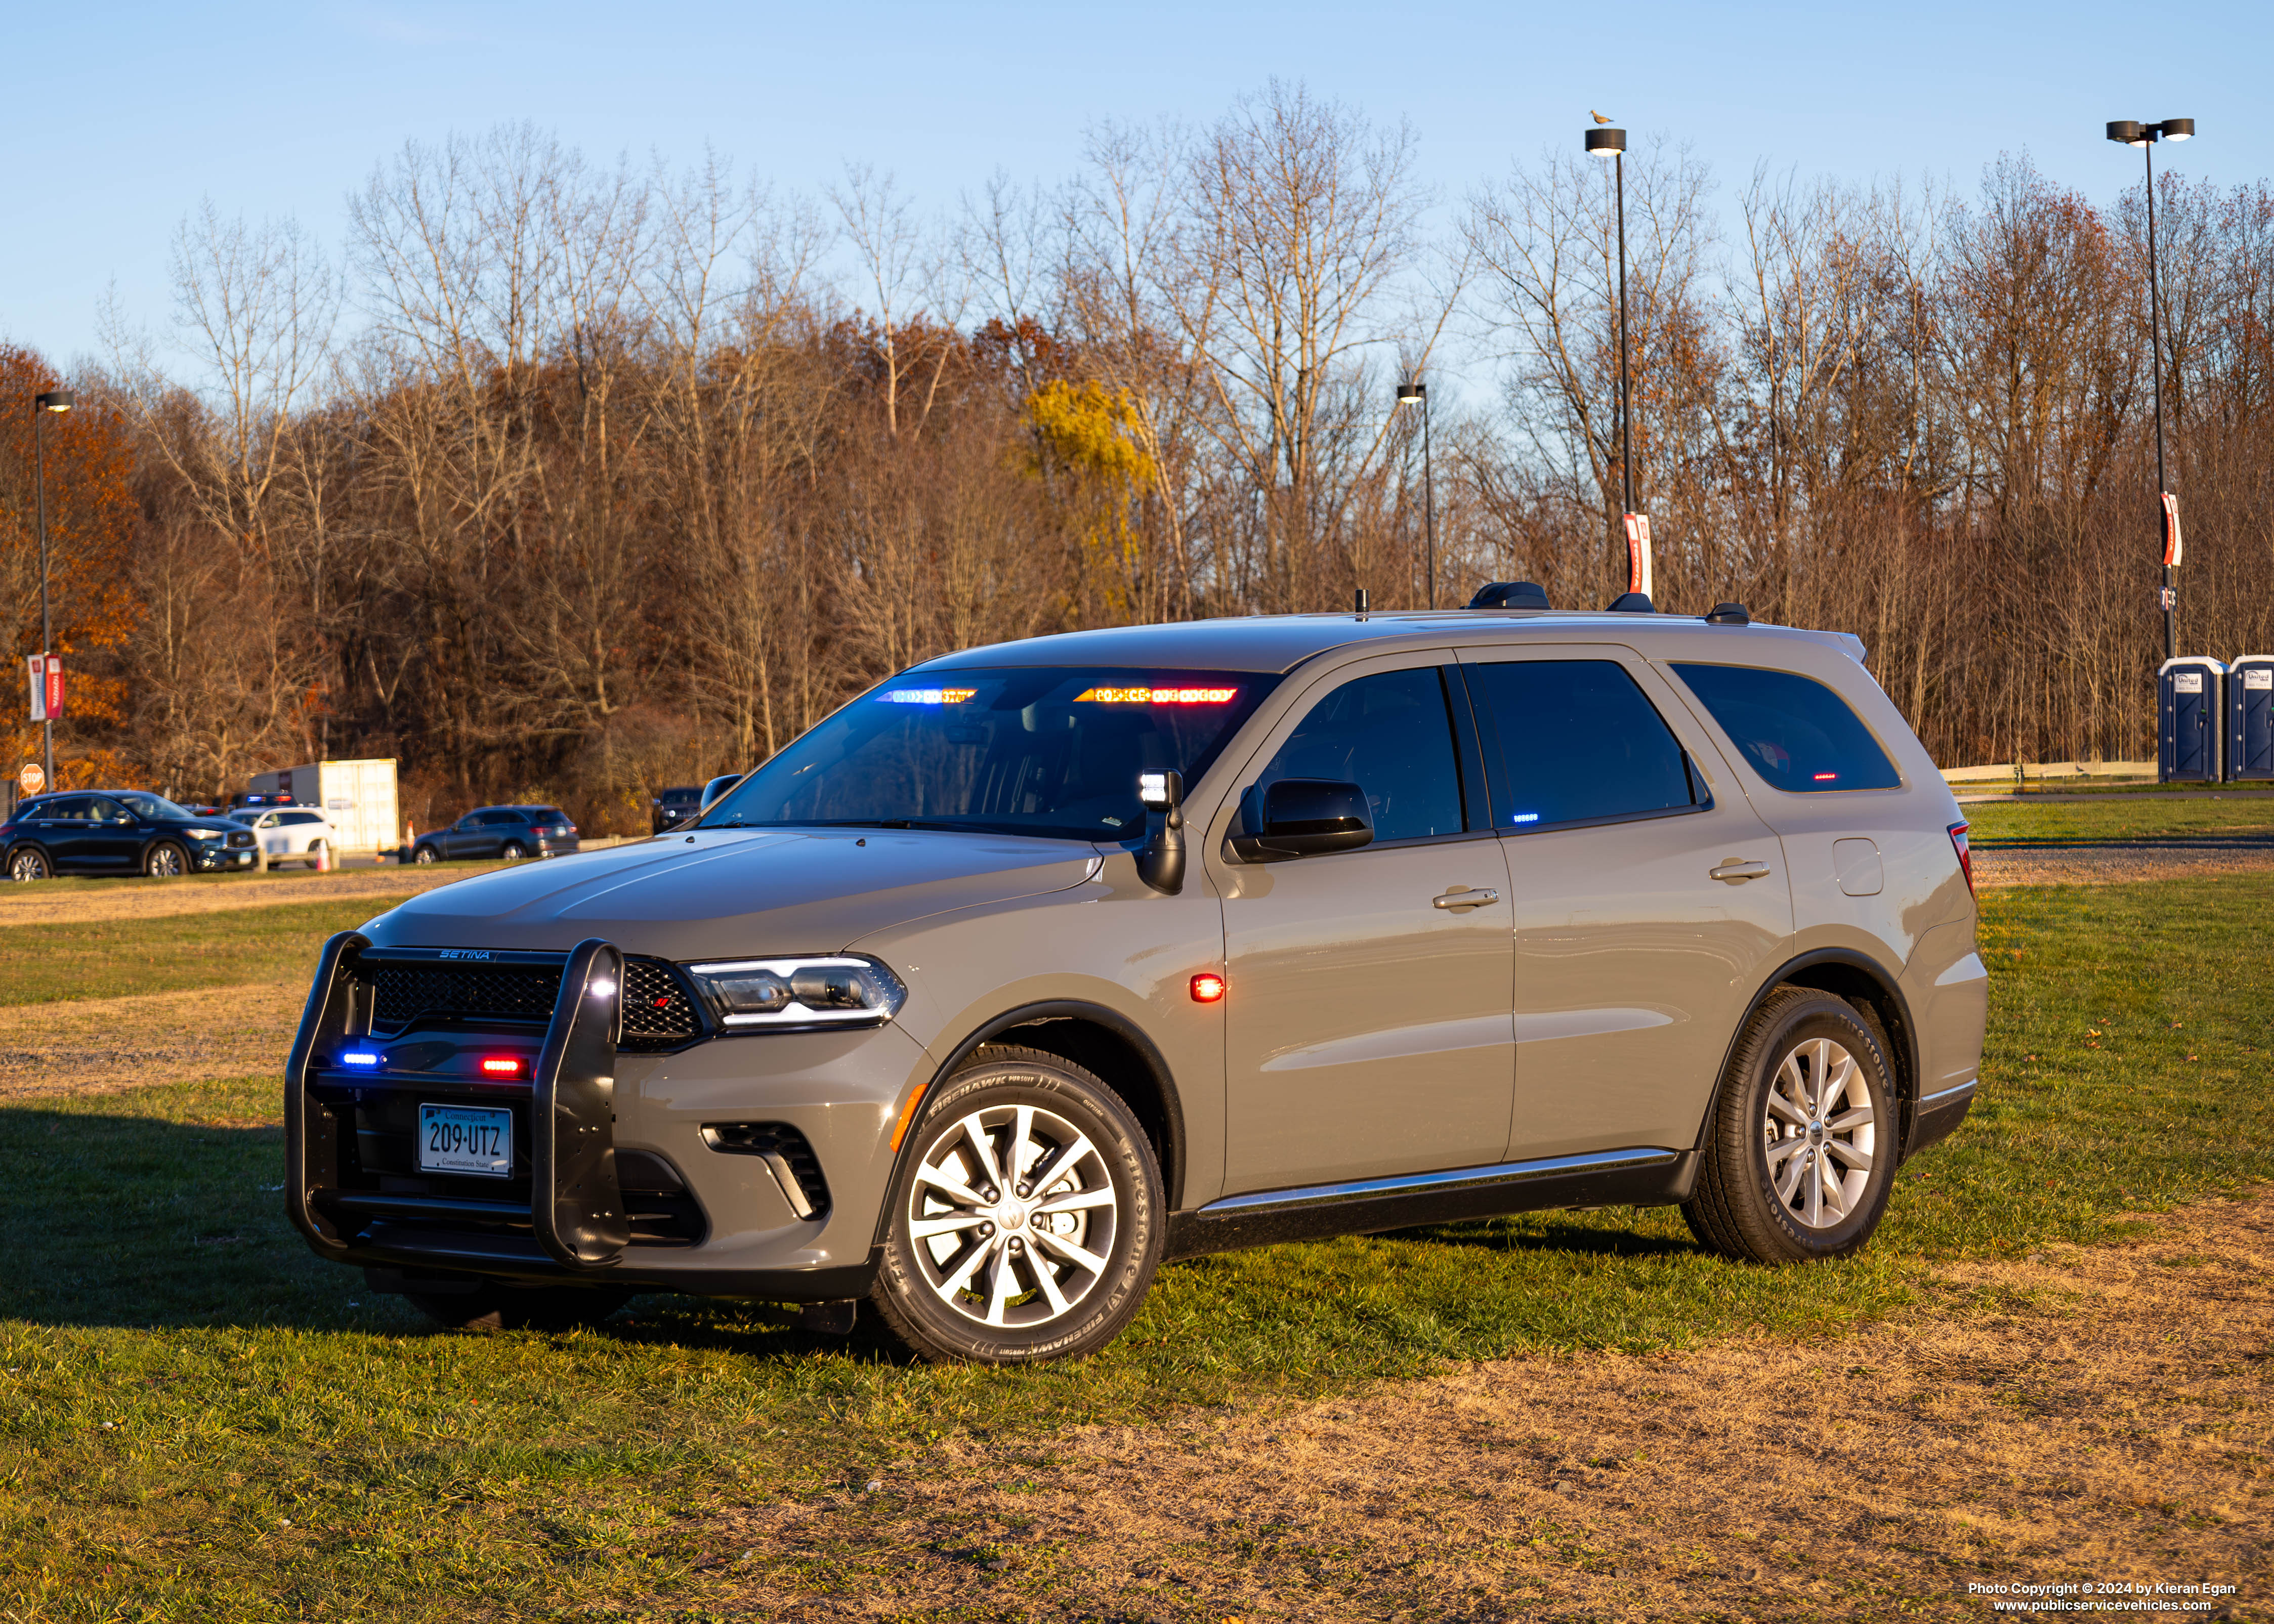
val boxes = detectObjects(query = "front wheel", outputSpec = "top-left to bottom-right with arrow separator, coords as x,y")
304,839 -> 325,870
144,841 -> 189,878
412,844 -> 439,865
6,846 -> 51,882
869,1045 -> 1163,1364
1682,987 -> 1898,1264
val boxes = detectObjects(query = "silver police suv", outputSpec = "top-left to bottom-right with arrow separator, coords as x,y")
287,594 -> 1987,1362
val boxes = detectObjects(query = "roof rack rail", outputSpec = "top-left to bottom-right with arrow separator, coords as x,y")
1467,580 -> 1550,610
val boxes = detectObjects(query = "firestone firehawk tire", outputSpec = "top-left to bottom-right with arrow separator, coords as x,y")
869,1045 -> 1163,1364
1683,986 -> 1899,1265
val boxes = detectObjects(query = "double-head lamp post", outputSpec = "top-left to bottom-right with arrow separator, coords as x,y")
1586,122 -> 1650,602
31,388 -> 73,785
1395,380 -> 1434,608
2106,117 -> 2195,662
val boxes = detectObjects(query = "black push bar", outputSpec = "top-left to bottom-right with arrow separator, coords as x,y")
283,932 -> 630,1272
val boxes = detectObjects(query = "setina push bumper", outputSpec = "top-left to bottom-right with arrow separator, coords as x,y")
284,933 -> 880,1301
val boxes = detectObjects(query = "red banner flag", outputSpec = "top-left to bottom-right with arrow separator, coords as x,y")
2162,492 -> 2183,568
1623,512 -> 1653,596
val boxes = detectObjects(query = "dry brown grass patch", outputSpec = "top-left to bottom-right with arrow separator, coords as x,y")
700,1193 -> 2271,1621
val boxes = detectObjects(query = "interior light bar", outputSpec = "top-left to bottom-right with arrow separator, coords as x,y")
1075,686 -> 1238,704
878,687 -> 978,705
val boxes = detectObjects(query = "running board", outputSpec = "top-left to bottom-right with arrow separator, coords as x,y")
1163,1146 -> 1695,1261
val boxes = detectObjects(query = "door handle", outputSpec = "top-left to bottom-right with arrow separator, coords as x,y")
1433,887 -> 1500,910
1710,859 -> 1773,883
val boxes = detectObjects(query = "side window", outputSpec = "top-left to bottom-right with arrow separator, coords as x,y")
1670,663 -> 1901,793
1251,667 -> 1468,843
283,810 -> 323,826
88,797 -> 129,823
43,796 -> 92,821
1464,659 -> 1698,830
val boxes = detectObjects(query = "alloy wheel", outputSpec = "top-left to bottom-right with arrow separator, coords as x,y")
146,843 -> 187,878
1761,1036 -> 1876,1229
906,1102 -> 1119,1330
7,849 -> 49,882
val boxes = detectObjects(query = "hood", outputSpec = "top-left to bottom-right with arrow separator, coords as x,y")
361,828 -> 1104,959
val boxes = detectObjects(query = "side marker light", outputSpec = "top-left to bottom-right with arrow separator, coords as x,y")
1190,973 -> 1227,1003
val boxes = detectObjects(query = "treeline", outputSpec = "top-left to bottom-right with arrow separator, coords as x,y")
7,85 -> 2272,831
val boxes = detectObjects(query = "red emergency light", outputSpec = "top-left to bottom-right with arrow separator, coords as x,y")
480,1056 -> 524,1077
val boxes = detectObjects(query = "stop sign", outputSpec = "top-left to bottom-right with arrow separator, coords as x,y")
18,762 -> 45,797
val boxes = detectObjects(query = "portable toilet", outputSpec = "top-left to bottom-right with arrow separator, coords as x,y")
2159,657 -> 2226,783
2228,656 -> 2274,781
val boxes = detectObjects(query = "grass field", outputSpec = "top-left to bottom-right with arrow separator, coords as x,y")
1962,794 -> 2274,843
0,859 -> 2268,1620
0,899 -> 403,1008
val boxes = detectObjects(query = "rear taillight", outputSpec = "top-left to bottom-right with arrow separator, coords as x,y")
1948,821 -> 1973,896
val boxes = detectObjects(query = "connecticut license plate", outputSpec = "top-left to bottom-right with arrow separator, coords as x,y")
418,1104 -> 513,1177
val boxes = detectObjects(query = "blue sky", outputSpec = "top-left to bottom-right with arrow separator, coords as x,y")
6,0 -> 2265,370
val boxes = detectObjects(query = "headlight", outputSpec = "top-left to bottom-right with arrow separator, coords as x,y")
182,827 -> 229,840
685,955 -> 907,1030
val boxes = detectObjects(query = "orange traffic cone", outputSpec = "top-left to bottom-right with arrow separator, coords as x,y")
316,843 -> 331,873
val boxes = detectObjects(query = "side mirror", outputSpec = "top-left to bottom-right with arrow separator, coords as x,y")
1135,771 -> 1185,895
1231,779 -> 1374,861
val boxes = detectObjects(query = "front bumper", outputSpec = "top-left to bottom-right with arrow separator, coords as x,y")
194,838 -> 258,871
284,933 -> 921,1299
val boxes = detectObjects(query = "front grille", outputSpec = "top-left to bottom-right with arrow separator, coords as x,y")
368,963 -> 562,1030
621,960 -> 702,1050
358,956 -> 705,1051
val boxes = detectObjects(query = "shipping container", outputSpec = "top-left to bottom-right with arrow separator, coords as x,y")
247,759 -> 400,852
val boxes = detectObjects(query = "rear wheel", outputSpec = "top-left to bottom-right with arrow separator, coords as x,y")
1683,987 -> 1897,1264
304,838 -> 325,870
500,841 -> 528,862
144,841 -> 189,878
405,1284 -> 632,1332
870,1045 -> 1163,1364
6,846 -> 50,882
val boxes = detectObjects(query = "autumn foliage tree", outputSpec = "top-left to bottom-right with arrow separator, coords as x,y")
0,346 -> 140,784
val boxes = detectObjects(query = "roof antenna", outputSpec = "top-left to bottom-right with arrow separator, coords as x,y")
1354,587 -> 1369,617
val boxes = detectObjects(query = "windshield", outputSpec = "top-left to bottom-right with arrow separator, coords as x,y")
699,667 -> 1278,841
117,792 -> 194,821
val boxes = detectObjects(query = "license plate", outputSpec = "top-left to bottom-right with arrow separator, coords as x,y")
418,1104 -> 513,1177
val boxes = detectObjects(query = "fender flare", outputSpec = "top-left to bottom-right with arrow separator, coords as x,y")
1691,946 -> 1920,1157
870,998 -> 1188,1247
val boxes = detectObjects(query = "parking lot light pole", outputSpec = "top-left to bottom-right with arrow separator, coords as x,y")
1395,381 -> 1435,608
31,389 -> 74,785
2107,118 -> 2195,661
1587,122 -> 1644,596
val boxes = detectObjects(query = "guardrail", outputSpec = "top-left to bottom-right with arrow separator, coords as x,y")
1939,760 -> 2156,786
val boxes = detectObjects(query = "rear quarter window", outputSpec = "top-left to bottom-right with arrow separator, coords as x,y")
1670,662 -> 1902,793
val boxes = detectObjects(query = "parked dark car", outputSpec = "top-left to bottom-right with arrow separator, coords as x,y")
410,806 -> 579,865
3,790 -> 259,880
651,785 -> 704,834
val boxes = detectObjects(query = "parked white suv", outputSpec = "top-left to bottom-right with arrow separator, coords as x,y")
231,805 -> 339,869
